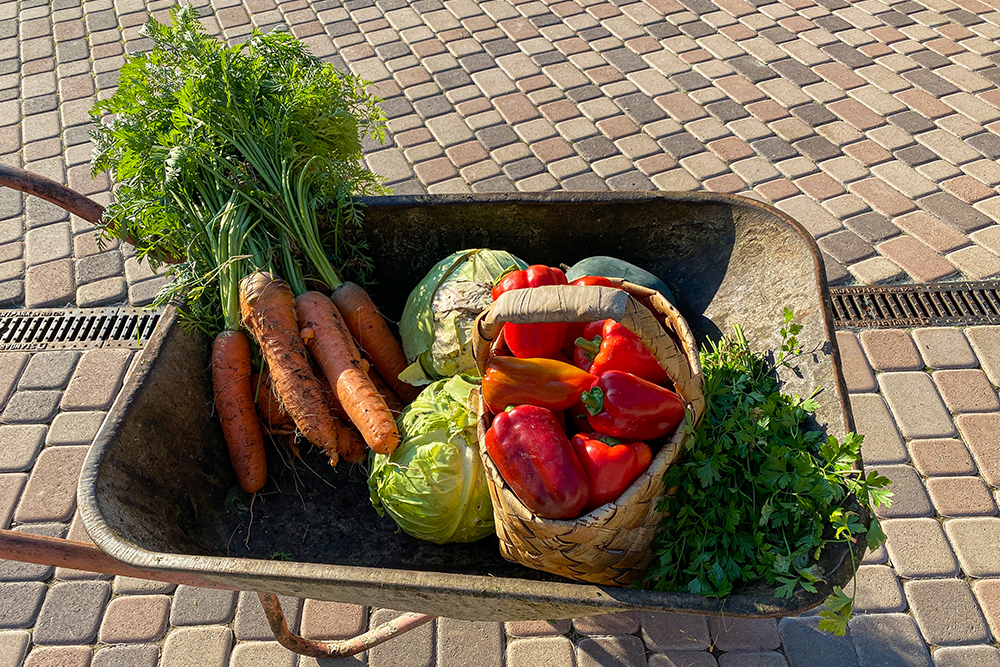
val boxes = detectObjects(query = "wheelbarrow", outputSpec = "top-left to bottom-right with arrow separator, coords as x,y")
0,164 -> 863,659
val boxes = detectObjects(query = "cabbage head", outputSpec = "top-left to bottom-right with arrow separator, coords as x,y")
399,248 -> 527,386
368,375 -> 494,544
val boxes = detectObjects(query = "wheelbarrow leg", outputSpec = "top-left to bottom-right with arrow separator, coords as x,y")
258,592 -> 436,659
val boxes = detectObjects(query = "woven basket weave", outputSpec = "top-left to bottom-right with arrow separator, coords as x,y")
471,281 -> 704,586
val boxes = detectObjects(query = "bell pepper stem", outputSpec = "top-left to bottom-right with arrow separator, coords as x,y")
581,387 -> 605,416
574,335 -> 602,360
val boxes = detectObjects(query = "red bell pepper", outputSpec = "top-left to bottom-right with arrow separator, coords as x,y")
492,265 -> 568,359
484,405 -> 591,519
571,433 -> 652,512
482,357 -> 596,413
560,276 -> 616,355
581,370 -> 685,440
574,320 -> 668,385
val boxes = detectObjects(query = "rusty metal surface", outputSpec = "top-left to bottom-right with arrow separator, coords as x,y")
259,592 -> 435,658
78,192 -> 857,621
831,281 -> 1000,328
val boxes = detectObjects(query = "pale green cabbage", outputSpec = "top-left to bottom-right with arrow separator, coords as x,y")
399,248 -> 527,386
368,375 -> 494,544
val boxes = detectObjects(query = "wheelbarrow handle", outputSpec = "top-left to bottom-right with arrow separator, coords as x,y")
258,592 -> 436,659
0,163 -> 181,264
0,529 -> 435,658
0,162 -> 106,225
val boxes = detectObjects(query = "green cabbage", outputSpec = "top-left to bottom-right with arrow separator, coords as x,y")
368,375 -> 494,544
399,248 -> 527,385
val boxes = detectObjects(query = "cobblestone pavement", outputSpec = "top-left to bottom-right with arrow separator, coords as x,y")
3,0 -> 1000,664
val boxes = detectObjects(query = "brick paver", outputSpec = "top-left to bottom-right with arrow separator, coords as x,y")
946,518 -> 1000,578
906,579 -> 992,647
32,580 -> 109,645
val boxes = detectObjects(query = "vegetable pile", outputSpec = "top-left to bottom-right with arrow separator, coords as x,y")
91,6 -> 412,492
645,312 -> 891,634
478,265 -> 687,520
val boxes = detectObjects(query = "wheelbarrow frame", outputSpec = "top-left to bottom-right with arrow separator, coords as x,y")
0,163 -> 864,657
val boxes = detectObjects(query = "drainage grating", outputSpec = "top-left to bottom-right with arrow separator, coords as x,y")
830,281 -> 1000,328
0,307 -> 161,351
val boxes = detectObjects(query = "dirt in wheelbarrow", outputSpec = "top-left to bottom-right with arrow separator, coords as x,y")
222,437 -> 562,581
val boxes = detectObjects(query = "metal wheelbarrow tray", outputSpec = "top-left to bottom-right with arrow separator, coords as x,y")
78,191 -> 862,621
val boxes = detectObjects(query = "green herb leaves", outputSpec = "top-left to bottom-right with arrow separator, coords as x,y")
645,315 -> 892,635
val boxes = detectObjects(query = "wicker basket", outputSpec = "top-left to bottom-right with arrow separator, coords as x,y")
471,281 -> 705,586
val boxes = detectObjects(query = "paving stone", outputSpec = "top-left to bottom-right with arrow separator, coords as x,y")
853,564 -> 906,613
168,586 -> 238,627
61,349 -> 131,411
111,576 -> 175,596
973,580 -> 1000,642
932,646 -> 1000,667
17,352 -> 80,390
0,355 -> 28,407
913,329 -> 978,370
708,618 -> 780,652
934,370 -> 1000,414
0,424 -> 45,472
370,609 -> 434,667
908,439 -> 977,477
160,626 -> 233,667
883,518 -> 960,578
23,646 -> 91,667
1,390 -> 62,425
877,236 -> 960,282
859,330 -> 923,372
24,259 -> 75,309
33,580 -> 110,645
874,464 -> 934,519
229,641 -> 296,667
0,631 -> 29,667
836,331 -> 877,393
779,617 -> 859,667
946,518 -> 1000,577
507,636 -> 574,667
504,620 -> 571,637
927,477 -> 997,517
92,644 -> 159,667
45,410 -> 106,447
0,582 -> 45,629
577,635 -> 645,667
717,653 -> 787,667
894,212 -> 971,255
437,618 -> 502,667
880,371 -> 956,440
573,611 -> 639,635
921,193 -> 993,235
906,579 -> 991,646
851,613 -> 931,667
642,612 -> 711,652
967,327 -> 1000,388
99,594 -> 169,643
14,446 -> 88,523
844,211 -> 900,243
851,394 -> 908,465
955,414 -> 1000,487
299,600 -> 367,639
649,654 -> 717,667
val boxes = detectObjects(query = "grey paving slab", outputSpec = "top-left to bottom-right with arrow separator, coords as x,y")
15,351 -> 79,390
850,613 -> 932,667
233,591 -> 301,641
13,445 -> 88,523
883,518 -> 961,579
0,632 -> 28,667
229,641 -> 297,667
0,582 -> 45,630
60,348 -> 130,411
91,644 -> 159,667
437,618 -> 503,667
851,394 -> 908,465
576,635 -> 646,667
778,617 -> 859,667
369,609 -> 434,667
32,580 -> 110,645
170,586 -> 238,627
642,612 -> 711,652
880,372 -> 957,440
932,646 -> 1000,667
905,579 -> 991,647
946,518 -> 1000,578
0,424 -> 45,472
0,523 -> 66,582
507,636 -> 574,667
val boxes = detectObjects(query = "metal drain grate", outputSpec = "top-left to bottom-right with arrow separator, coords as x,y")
0,307 -> 161,351
830,281 -> 1000,328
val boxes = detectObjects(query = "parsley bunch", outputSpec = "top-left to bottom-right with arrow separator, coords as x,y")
645,311 -> 891,635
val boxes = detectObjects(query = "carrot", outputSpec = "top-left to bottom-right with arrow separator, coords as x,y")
312,364 -> 350,423
252,369 -> 294,431
367,364 -> 403,416
334,420 -> 368,464
296,291 -> 401,456
330,282 -> 420,403
212,330 -> 267,493
239,272 -> 340,466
